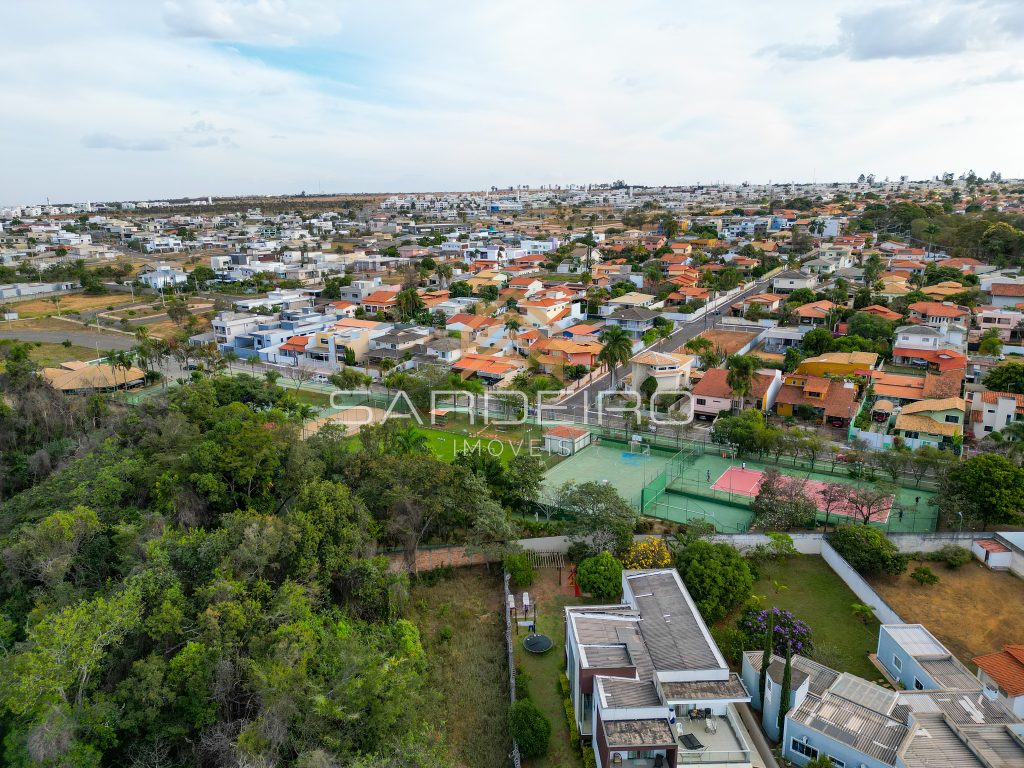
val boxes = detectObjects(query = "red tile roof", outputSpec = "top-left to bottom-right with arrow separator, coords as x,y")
691,368 -> 732,398
990,283 -> 1024,297
544,425 -> 590,440
973,645 -> 1024,697
893,347 -> 968,371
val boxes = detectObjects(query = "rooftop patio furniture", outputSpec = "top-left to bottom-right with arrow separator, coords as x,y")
680,734 -> 705,751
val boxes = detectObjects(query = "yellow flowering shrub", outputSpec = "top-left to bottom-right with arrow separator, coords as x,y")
620,536 -> 671,570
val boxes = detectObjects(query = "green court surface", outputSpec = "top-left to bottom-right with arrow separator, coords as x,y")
541,440 -> 674,507
657,451 -> 938,533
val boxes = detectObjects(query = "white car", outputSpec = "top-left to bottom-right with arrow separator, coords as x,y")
311,374 -> 330,384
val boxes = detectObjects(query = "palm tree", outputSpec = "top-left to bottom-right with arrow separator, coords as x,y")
726,354 -> 757,412
395,425 -> 429,454
435,263 -> 453,289
597,326 -> 633,389
394,288 -> 424,321
986,422 -> 1024,463
504,316 -> 521,336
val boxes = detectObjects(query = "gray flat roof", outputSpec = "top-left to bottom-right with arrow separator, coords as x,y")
603,717 -> 675,747
626,570 -> 722,672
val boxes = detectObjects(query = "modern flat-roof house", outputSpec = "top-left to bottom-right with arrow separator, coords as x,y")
565,569 -> 755,768
743,623 -> 1024,768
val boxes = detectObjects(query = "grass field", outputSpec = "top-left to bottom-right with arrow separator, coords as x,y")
0,340 -> 101,371
0,316 -> 130,336
11,292 -> 137,318
408,567 -> 511,768
728,555 -> 882,682
872,558 -> 1024,666
512,568 -> 602,768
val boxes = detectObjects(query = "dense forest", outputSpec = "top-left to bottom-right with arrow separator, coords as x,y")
0,354 -> 538,767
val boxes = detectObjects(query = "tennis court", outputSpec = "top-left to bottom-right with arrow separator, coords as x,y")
710,465 -> 892,523
541,440 -> 674,507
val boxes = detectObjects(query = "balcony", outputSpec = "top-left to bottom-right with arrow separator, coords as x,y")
674,706 -> 752,766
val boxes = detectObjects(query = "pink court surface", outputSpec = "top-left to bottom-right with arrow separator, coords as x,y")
710,465 -> 892,523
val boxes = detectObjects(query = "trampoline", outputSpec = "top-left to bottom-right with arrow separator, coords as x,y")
523,634 -> 553,653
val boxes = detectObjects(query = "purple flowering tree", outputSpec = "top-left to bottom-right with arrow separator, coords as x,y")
738,606 -> 813,656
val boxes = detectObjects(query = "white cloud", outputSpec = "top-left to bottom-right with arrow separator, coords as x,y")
1,0 -> 1023,203
162,0 -> 342,45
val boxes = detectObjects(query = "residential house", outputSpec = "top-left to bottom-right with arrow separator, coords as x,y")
736,293 -> 784,316
450,352 -> 524,384
792,299 -> 836,327
795,351 -> 878,378
690,368 -> 734,419
973,644 -> 1024,718
746,623 -> 1024,768
562,322 -> 604,343
891,345 -> 968,372
529,337 -> 603,377
976,307 -> 1024,341
968,390 -> 1024,439
859,304 -> 903,323
42,360 -> 146,393
989,281 -> 1024,308
566,569 -> 754,768
760,326 -> 808,354
629,351 -> 695,395
774,372 -> 860,427
893,397 -> 965,449
506,276 -> 544,297
907,301 -> 970,326
772,270 -> 818,294
519,296 -> 580,330
921,280 -> 965,301
601,291 -> 660,317
603,307 -> 659,341
870,368 -> 964,406
139,263 -> 188,290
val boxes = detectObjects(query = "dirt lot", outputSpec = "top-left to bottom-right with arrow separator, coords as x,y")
872,559 -> 1024,665
11,292 -> 137,317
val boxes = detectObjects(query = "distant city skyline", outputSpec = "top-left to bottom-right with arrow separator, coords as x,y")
3,0 -> 1024,203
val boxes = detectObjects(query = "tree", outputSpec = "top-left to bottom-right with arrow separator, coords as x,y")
674,539 -> 753,623
979,328 -> 1003,356
911,566 -> 939,586
576,551 -> 623,600
847,312 -> 893,340
620,537 -> 671,570
817,482 -> 852,532
940,453 -> 1024,529
846,485 -> 895,525
166,300 -> 189,325
597,326 -> 633,389
394,287 -> 425,321
750,469 -> 817,530
726,354 -> 757,411
777,649 -> 793,737
828,525 -> 908,576
758,620 -> 774,709
558,481 -> 638,555
982,362 -> 1024,394
800,327 -> 835,356
508,699 -> 550,758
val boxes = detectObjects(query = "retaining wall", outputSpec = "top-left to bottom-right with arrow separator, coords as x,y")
820,540 -> 904,625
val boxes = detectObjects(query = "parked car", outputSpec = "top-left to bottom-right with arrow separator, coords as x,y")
312,373 -> 330,384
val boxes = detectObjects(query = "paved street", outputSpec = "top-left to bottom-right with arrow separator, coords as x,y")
558,277 -> 771,422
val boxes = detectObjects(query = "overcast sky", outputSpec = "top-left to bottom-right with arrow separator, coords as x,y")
3,0 -> 1024,204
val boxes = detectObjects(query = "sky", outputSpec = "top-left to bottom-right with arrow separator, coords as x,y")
3,0 -> 1024,204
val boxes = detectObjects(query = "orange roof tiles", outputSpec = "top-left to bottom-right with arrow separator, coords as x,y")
973,645 -> 1024,697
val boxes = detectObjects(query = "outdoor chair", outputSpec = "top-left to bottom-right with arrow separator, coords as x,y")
680,733 -> 705,750
654,755 -> 665,768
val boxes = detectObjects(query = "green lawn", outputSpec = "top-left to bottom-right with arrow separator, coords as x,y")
0,340 -> 103,372
733,555 -> 882,682
408,568 -> 511,768
419,426 -> 523,463
513,570 -> 603,768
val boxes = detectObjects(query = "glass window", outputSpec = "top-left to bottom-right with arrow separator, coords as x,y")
828,757 -> 845,768
791,739 -> 819,759
914,678 -> 924,690
893,655 -> 903,671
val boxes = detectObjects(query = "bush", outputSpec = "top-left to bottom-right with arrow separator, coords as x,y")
558,673 -> 570,698
582,746 -> 597,768
515,666 -> 530,699
911,566 -> 939,587
438,625 -> 453,642
738,606 -> 813,656
620,536 -> 672,569
504,550 -> 535,588
675,539 -> 753,623
509,698 -> 551,758
576,552 -> 623,600
931,544 -> 972,570
828,526 -> 908,577
567,540 -> 596,564
711,626 -> 748,665
563,696 -> 580,752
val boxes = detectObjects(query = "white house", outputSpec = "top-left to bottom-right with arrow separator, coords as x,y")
542,425 -> 592,455
139,264 -> 188,290
968,390 -> 1024,438
772,270 -> 818,294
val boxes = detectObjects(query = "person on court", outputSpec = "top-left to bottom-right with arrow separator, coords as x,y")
706,469 -> 711,483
